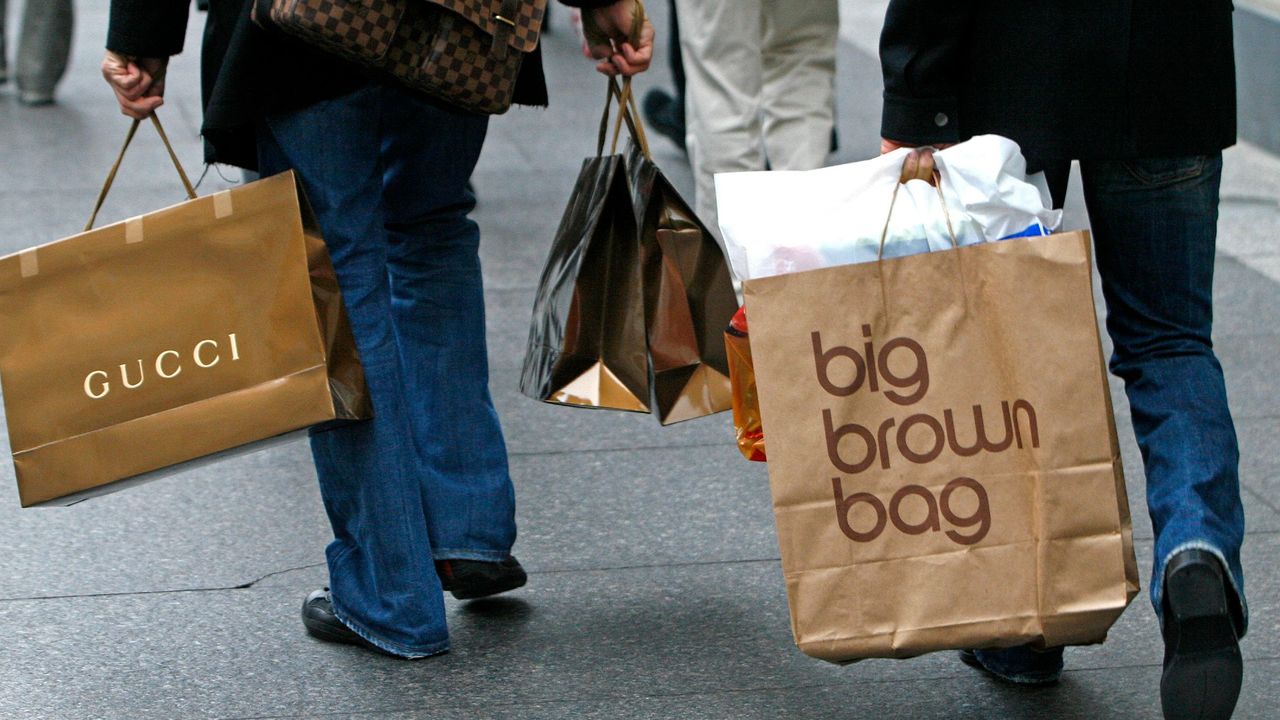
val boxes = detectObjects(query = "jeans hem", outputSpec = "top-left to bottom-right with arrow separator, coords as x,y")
1155,540 -> 1248,635
330,597 -> 450,659
433,548 -> 512,562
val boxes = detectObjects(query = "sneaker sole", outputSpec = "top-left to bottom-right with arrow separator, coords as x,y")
1161,563 -> 1242,720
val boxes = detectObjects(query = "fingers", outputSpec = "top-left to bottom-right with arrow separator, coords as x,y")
589,38 -> 654,76
882,138 -> 938,183
585,39 -> 614,62
614,32 -> 653,74
113,90 -> 164,120
101,52 -> 168,119
881,137 -> 905,155
111,70 -> 161,118
899,148 -> 938,184
583,3 -> 654,77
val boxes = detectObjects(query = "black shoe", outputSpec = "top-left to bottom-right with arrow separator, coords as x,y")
435,556 -> 527,600
641,89 -> 686,154
959,645 -> 1064,686
1160,549 -> 1243,720
301,588 -> 393,655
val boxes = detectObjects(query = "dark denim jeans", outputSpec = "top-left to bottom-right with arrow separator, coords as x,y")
257,83 -> 517,657
1047,153 -> 1246,630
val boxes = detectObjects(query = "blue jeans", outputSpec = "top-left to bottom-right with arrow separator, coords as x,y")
1047,154 -> 1246,631
257,83 -> 517,657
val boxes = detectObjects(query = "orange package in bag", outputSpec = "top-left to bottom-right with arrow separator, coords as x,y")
724,306 -> 766,461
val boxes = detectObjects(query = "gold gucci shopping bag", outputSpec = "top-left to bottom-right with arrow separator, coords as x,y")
0,116 -> 370,507
745,214 -> 1139,661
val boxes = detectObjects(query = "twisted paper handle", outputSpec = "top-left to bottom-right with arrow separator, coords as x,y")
86,113 -> 197,232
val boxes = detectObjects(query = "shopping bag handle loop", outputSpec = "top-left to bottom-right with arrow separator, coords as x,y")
877,154 -> 959,260
595,76 -> 651,159
592,0 -> 653,160
613,76 -> 652,159
85,113 -> 198,232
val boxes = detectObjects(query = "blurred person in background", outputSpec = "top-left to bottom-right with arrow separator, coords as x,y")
880,3 -> 1245,718
0,0 -> 74,106
640,0 -> 686,153
102,0 -> 651,659
673,0 -> 838,238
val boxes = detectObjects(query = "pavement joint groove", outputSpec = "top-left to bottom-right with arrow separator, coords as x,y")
507,440 -> 731,458
529,556 -> 782,576
0,561 -> 326,604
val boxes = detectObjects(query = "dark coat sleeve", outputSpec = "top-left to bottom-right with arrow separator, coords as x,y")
879,0 -> 973,146
107,0 -> 191,58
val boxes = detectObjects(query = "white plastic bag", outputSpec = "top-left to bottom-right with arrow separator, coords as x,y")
714,135 -> 1063,281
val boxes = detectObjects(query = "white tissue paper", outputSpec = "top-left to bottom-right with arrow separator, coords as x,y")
714,135 -> 1063,281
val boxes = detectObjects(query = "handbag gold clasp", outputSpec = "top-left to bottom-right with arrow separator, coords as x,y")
494,14 -> 516,28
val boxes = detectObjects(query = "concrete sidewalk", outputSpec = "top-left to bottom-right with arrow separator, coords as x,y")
0,4 -> 1276,719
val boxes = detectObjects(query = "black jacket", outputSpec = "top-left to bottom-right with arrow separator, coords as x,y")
879,0 -> 1237,165
107,0 -> 613,168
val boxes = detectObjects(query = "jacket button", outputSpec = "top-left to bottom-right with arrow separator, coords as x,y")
934,112 -> 949,127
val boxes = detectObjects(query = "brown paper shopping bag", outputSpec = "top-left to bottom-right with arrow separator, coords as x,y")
744,191 -> 1139,660
0,116 -> 370,507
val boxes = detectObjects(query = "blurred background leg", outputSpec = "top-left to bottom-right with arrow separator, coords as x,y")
15,0 -> 73,106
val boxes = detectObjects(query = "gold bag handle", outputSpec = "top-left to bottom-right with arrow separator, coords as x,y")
85,113 -> 198,232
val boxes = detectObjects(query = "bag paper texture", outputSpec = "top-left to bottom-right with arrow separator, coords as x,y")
0,171 -> 370,506
743,229 -> 1139,662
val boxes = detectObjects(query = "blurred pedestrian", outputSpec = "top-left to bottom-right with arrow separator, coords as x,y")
674,0 -> 838,238
880,3 -> 1245,718
0,0 -> 74,106
640,0 -> 685,153
103,0 -> 651,659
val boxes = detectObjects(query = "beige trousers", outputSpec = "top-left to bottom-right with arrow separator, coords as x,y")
0,0 -> 74,95
673,0 -> 838,237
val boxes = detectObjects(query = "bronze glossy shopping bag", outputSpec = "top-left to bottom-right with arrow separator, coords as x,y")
745,207 -> 1139,660
0,116 -> 370,507
624,130 -> 736,425
520,84 -> 651,412
522,77 -> 736,422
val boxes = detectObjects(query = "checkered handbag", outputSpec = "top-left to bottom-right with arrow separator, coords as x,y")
252,0 -> 548,114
